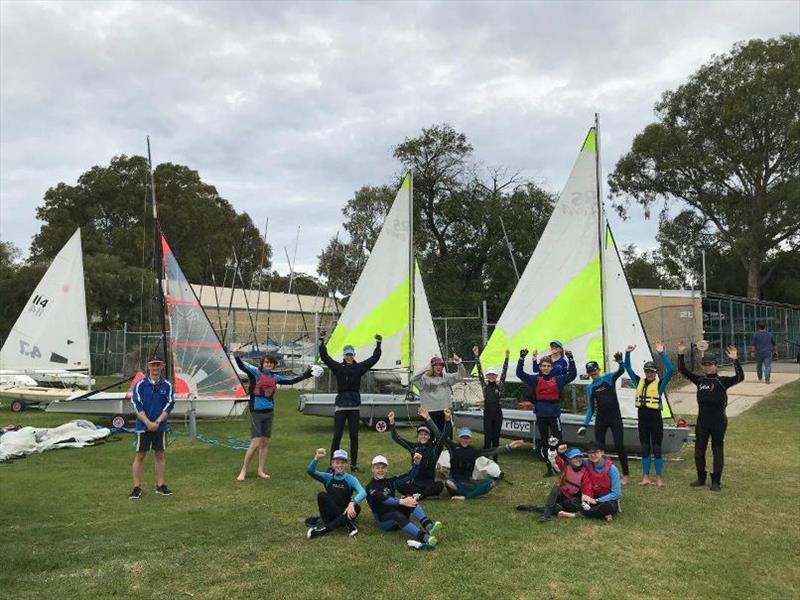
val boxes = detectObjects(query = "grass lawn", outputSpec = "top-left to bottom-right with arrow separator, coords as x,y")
1,382 -> 798,600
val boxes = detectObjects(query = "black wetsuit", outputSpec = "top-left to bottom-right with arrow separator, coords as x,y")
678,355 -> 744,485
475,356 -> 509,452
319,340 -> 382,467
390,418 -> 447,499
584,362 -> 629,476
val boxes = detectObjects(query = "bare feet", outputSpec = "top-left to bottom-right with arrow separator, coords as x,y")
257,472 -> 271,479
639,476 -> 651,486
621,475 -> 630,486
450,496 -> 466,501
655,477 -> 664,488
236,472 -> 246,481
558,511 -> 577,518
604,514 -> 614,522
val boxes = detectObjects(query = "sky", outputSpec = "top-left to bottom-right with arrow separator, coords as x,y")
1,0 -> 797,276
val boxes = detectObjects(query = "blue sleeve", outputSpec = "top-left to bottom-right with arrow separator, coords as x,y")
658,351 -> 674,396
306,458 -> 332,485
516,359 -> 537,388
235,356 -> 259,380
624,352 -> 640,386
556,360 -> 577,389
163,381 -> 175,415
131,381 -> 144,413
582,384 -> 594,427
344,474 -> 367,504
393,464 -> 419,488
597,464 -> 621,502
611,361 -> 625,382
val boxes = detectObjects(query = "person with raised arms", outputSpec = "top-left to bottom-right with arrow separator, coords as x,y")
411,354 -> 466,436
305,448 -> 366,539
319,333 -> 382,473
473,345 -> 510,456
530,340 -> 569,376
516,347 -> 577,476
516,447 -> 588,522
442,424 -> 526,500
233,352 -> 317,481
366,453 -> 442,551
677,342 -> 744,492
388,406 -> 448,499
624,341 -> 673,487
577,351 -> 630,484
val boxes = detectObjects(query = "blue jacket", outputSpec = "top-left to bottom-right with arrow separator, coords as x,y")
131,377 -> 174,432
516,358 -> 577,417
624,351 -> 674,404
531,355 -> 569,377
306,458 -> 367,504
235,355 -> 310,411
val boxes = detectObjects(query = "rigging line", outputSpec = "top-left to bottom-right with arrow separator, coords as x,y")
252,217 -> 269,349
221,236 -> 247,347
283,246 -> 310,338
208,255 -> 224,334
233,245 -> 259,352
279,225 -> 301,346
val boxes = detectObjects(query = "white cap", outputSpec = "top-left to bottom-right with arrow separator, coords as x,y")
372,455 -> 389,466
486,367 -> 499,376
332,449 -> 349,461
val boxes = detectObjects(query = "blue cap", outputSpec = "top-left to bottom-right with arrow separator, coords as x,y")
565,448 -> 583,460
332,449 -> 349,461
550,340 -> 563,349
342,345 -> 355,355
457,427 -> 473,439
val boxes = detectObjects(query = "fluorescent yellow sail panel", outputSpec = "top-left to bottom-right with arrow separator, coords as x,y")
480,256 -> 603,371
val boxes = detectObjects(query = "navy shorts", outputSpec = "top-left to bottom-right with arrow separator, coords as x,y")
136,431 -> 166,452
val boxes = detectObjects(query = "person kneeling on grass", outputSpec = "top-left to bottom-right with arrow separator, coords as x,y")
562,442 -> 621,522
306,448 -> 366,538
443,426 -> 526,500
388,406 -> 449,499
366,453 -> 442,551
517,447 -> 587,522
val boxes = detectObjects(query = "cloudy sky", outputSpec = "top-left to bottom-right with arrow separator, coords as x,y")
1,1 -> 797,275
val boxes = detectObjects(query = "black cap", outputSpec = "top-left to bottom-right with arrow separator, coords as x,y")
586,441 -> 604,453
643,361 -> 658,372
147,356 -> 165,365
701,354 -> 718,365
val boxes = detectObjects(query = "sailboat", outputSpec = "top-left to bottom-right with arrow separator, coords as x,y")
298,174 -> 443,431
46,141 -> 248,424
0,229 -> 93,411
454,120 -> 689,455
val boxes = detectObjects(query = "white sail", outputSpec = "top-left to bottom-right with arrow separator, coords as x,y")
480,129 -> 603,381
326,175 -> 441,371
0,229 -> 90,376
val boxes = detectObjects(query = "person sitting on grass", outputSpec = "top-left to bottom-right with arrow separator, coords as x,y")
560,442 -> 621,522
388,406 -> 449,499
443,424 -> 526,500
517,447 -> 587,522
306,448 -> 366,539
366,453 -> 442,551
233,352 -> 317,481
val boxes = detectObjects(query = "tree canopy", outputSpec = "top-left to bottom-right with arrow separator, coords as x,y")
609,35 -> 800,300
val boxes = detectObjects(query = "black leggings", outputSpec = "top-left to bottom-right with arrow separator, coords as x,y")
695,415 -> 727,482
582,500 -> 619,519
483,412 -> 503,450
317,491 -> 360,530
397,479 -> 444,499
637,407 -> 663,459
429,410 -> 451,439
331,409 -> 359,466
535,416 -> 562,465
544,484 -> 581,515
596,412 -> 629,476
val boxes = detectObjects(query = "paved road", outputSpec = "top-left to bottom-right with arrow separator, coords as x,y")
669,360 -> 799,417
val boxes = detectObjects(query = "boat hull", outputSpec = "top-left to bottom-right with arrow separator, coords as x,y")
45,392 -> 247,419
0,386 -> 77,404
453,408 -> 689,456
298,393 -> 420,426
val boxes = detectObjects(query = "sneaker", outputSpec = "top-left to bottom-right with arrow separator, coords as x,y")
426,534 -> 438,547
345,520 -> 359,537
428,521 -> 443,537
155,484 -> 173,496
307,525 -> 328,539
128,486 -> 142,500
304,516 -> 322,527
689,478 -> 707,488
407,539 -> 435,550
538,513 -> 552,523
710,481 -> 722,492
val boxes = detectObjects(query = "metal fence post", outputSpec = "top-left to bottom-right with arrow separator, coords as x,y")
122,322 -> 128,375
481,300 -> 488,346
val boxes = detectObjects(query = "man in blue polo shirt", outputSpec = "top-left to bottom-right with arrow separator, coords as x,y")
129,357 -> 175,499
750,322 -> 776,384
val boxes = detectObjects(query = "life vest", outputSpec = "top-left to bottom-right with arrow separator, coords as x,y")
586,458 -> 613,498
635,376 -> 661,410
252,371 -> 277,410
535,376 -> 560,402
559,464 -> 585,498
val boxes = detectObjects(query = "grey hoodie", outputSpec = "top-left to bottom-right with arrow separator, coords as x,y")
412,363 -> 467,412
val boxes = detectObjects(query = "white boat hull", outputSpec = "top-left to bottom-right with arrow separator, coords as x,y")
0,386 -> 78,404
298,393 -> 420,427
45,391 -> 247,419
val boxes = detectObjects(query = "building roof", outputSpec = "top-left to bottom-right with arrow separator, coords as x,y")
191,284 -> 341,315
632,288 -> 702,299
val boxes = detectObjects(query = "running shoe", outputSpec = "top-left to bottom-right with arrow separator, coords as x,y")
128,486 -> 142,500
155,484 -> 173,496
345,520 -> 359,537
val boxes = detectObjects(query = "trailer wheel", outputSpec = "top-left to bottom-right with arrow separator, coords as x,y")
111,415 -> 127,429
374,419 -> 388,433
11,399 -> 27,413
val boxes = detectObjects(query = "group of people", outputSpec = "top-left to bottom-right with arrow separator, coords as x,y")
126,331 -> 746,547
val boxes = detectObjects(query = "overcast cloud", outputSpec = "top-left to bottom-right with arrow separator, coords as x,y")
1,0 -> 797,275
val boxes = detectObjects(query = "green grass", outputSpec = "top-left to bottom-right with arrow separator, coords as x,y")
2,383 -> 799,600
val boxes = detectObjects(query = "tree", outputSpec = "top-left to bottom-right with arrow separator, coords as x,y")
609,35 -> 800,300
618,244 -> 678,289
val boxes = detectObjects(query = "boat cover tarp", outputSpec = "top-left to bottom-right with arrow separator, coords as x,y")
0,419 -> 110,462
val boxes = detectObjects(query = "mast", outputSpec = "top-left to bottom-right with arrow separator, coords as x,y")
594,113 -> 608,369
408,171 -> 415,382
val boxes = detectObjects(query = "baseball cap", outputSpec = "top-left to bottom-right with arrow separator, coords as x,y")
565,448 -> 583,460
416,425 -> 431,435
147,356 -> 165,365
485,367 -> 499,376
430,356 -> 445,366
332,449 -> 349,461
371,455 -> 389,466
549,340 -> 563,349
457,427 -> 473,439
701,354 -> 718,365
586,441 -> 604,453
342,345 -> 355,356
